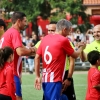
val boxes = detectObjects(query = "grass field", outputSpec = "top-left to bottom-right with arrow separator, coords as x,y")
22,71 -> 87,100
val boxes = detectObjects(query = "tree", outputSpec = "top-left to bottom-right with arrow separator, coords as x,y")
49,0 -> 92,32
65,0 -> 92,32
1,0 -> 44,21
1,0 -> 91,32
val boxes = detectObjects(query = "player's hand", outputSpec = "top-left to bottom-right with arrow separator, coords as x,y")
34,77 -> 41,90
30,47 -> 35,54
78,42 -> 86,50
62,79 -> 71,92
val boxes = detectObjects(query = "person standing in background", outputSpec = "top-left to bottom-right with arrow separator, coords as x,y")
85,29 -> 94,44
62,22 -> 76,100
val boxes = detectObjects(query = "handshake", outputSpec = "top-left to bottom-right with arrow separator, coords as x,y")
25,46 -> 36,56
77,42 -> 86,51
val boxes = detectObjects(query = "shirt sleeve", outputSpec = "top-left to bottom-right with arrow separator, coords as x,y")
84,44 -> 91,54
36,41 -> 42,56
62,38 -> 74,56
91,72 -> 100,86
66,41 -> 74,70
6,67 -> 16,100
35,41 -> 41,49
11,30 -> 22,49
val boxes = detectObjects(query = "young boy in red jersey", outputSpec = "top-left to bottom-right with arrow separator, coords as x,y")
86,50 -> 100,100
0,47 -> 15,100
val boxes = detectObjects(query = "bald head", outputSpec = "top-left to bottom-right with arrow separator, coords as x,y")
93,24 -> 100,41
94,24 -> 100,29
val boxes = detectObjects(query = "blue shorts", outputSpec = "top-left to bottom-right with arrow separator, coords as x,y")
14,76 -> 22,97
42,82 -> 62,100
60,94 -> 68,100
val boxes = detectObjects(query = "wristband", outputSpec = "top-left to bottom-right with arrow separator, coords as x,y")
67,77 -> 72,81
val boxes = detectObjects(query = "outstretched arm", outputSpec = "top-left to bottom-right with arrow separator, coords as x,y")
16,45 -> 36,56
80,51 -> 87,62
71,43 -> 86,59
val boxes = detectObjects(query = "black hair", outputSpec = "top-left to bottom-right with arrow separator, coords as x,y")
0,19 -> 6,30
11,11 -> 26,24
0,46 -> 13,67
87,50 -> 100,65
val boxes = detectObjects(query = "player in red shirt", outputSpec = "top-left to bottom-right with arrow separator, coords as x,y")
0,11 -> 35,100
0,46 -> 15,100
34,19 -> 86,100
86,50 -> 100,100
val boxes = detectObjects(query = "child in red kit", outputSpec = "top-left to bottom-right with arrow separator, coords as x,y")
0,47 -> 16,100
86,50 -> 100,100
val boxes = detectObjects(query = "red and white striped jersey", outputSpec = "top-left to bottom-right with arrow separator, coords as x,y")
37,34 -> 74,82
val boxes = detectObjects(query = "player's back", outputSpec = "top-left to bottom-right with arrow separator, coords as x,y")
41,34 -> 68,66
37,34 -> 74,82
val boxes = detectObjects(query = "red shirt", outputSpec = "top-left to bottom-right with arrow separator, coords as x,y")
37,34 -> 74,82
0,27 -> 22,77
0,62 -> 16,100
86,67 -> 100,100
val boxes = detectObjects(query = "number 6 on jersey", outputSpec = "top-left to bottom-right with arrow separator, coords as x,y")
44,46 -> 52,64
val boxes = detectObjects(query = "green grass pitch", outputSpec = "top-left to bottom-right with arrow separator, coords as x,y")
22,71 -> 87,100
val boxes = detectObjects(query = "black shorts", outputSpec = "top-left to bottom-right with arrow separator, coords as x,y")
62,70 -> 76,100
0,94 -> 12,100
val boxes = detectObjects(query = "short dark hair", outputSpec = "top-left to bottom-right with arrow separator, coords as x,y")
11,11 -> 26,24
0,19 -> 6,30
87,50 -> 100,65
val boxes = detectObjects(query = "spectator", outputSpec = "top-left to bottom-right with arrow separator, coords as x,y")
86,29 -> 94,44
74,29 -> 84,42
62,28 -> 76,100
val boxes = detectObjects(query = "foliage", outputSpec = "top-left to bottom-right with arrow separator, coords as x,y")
21,72 -> 87,100
49,0 -> 91,32
1,0 -> 92,32
1,0 -> 44,21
